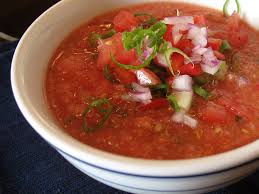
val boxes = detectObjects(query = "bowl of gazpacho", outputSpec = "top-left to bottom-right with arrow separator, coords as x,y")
11,0 -> 259,193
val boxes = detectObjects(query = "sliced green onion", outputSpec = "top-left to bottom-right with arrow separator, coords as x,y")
167,94 -> 180,112
88,29 -> 116,47
164,47 -> 194,76
121,21 -> 166,58
223,0 -> 241,17
101,29 -> 116,39
111,45 -> 157,70
103,64 -> 117,83
149,22 -> 167,38
82,98 -> 113,132
215,61 -> 228,80
122,27 -> 144,52
193,85 -> 209,100
220,40 -> 232,53
134,13 -> 157,26
159,41 -> 169,54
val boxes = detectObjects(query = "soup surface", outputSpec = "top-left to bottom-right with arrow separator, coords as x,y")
46,2 -> 259,159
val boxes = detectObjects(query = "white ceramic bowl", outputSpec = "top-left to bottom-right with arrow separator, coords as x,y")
11,0 -> 259,193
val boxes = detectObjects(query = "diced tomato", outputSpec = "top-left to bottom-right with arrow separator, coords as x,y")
115,44 -> 137,64
200,102 -> 227,123
171,53 -> 184,71
208,38 -> 222,51
97,33 -> 137,70
214,51 -> 225,60
194,15 -> 206,26
112,67 -> 137,84
138,98 -> 168,111
163,25 -> 174,45
113,11 -> 138,32
97,34 -> 119,70
256,84 -> 259,90
134,68 -> 161,86
227,12 -> 248,48
177,39 -> 194,56
179,63 -> 203,76
168,52 -> 201,76
228,31 -> 248,49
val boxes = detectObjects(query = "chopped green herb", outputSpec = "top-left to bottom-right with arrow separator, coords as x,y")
193,85 -> 210,100
103,64 -> 117,83
82,98 -> 113,132
220,40 -> 232,53
167,95 -> 180,112
134,13 -> 157,26
223,0 -> 241,17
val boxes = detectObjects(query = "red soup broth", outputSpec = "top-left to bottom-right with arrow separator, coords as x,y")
46,2 -> 259,160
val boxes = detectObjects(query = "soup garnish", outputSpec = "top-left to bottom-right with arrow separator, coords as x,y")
46,0 -> 259,159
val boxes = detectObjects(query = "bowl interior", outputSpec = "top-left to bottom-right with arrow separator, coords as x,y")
11,0 -> 259,176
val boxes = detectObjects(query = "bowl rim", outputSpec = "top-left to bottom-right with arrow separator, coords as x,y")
11,0 -> 259,177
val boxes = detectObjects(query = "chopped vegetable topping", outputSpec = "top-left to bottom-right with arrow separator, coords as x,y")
88,29 -> 116,47
93,2 -> 247,129
167,94 -> 180,112
174,91 -> 193,111
164,47 -> 194,76
103,64 -> 117,83
134,13 -> 157,26
193,85 -> 209,100
123,83 -> 152,104
101,29 -> 116,39
220,40 -> 232,52
111,46 -> 157,70
215,61 -> 228,80
82,98 -> 113,132
223,0 -> 241,17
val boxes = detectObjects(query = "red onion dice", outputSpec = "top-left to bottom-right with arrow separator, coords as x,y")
163,16 -> 194,25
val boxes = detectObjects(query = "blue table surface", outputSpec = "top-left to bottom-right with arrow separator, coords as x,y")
0,41 -> 258,194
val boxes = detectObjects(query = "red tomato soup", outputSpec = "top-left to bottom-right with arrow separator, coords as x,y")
46,3 -> 259,159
